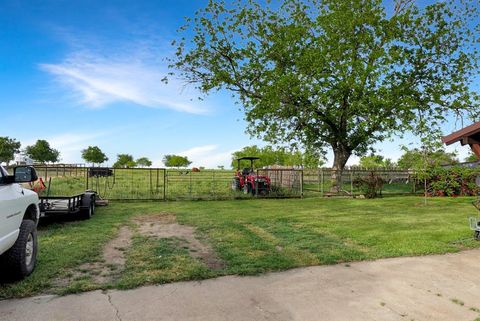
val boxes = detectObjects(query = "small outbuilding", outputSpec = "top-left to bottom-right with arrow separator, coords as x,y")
442,121 -> 480,160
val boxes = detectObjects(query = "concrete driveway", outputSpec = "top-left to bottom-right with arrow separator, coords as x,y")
1,249 -> 480,321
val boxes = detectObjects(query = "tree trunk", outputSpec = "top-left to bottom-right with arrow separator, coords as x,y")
330,146 -> 351,193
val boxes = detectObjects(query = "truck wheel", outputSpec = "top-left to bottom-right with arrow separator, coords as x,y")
0,220 -> 37,280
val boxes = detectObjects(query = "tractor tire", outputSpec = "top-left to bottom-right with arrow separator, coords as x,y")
0,220 -> 38,280
231,178 -> 240,191
243,183 -> 252,195
475,230 -> 480,241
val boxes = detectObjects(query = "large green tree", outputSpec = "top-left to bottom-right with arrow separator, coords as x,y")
81,146 -> 108,166
171,0 -> 479,191
136,157 -> 153,167
397,148 -> 458,170
0,137 -> 21,165
113,154 -> 136,168
357,154 -> 394,168
25,140 -> 60,164
163,155 -> 192,168
231,145 -> 324,168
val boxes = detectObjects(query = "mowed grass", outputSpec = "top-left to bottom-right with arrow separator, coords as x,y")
1,196 -> 479,299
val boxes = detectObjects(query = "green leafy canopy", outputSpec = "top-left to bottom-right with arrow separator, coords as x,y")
0,137 -> 21,165
163,155 -> 192,168
231,145 -> 324,168
81,146 -> 108,165
136,157 -> 153,167
25,140 -> 60,164
171,0 -> 480,173
114,154 -> 136,168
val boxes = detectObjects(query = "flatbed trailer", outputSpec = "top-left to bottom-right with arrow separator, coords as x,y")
39,191 -> 96,220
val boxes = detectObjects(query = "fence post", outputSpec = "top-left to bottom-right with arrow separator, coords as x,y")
189,171 -> 192,199
212,170 -> 215,200
350,170 -> 353,197
300,170 -> 304,198
317,168 -> 321,192
320,168 -> 324,197
149,169 -> 153,198
163,169 -> 167,201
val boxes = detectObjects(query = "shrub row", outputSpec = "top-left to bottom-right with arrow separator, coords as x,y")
415,167 -> 480,197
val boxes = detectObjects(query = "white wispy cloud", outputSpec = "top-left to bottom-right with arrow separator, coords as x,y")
155,144 -> 235,168
39,50 -> 209,114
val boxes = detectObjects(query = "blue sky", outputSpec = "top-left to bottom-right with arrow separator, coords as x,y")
0,0 -> 475,167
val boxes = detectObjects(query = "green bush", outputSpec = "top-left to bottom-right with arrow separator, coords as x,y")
353,171 -> 384,198
415,166 -> 480,196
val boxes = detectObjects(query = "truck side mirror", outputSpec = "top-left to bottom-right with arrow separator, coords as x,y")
13,166 -> 38,183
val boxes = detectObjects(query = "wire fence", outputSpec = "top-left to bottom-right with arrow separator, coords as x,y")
303,168 -> 422,196
6,165 -> 422,200
10,166 -> 304,201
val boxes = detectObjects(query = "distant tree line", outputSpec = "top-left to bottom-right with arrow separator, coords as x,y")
0,137 -> 59,165
231,145 -> 324,169
1,136 -> 476,170
355,148 -> 460,170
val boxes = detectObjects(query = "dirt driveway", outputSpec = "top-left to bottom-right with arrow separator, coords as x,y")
2,249 -> 480,321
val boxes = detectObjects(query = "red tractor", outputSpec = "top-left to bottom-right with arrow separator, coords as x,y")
231,157 -> 271,195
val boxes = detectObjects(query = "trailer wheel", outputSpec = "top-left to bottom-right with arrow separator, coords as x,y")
80,194 -> 95,220
0,220 -> 37,280
90,194 -> 96,215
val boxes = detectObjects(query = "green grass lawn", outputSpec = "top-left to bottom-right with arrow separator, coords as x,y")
1,196 -> 479,299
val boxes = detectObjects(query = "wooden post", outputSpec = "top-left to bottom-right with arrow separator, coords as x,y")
300,170 -> 304,198
317,169 -> 321,192
320,169 -> 324,197
350,170 -> 353,197
472,144 -> 480,159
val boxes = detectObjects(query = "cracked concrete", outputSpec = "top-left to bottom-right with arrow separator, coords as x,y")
2,249 -> 480,321
105,292 -> 122,321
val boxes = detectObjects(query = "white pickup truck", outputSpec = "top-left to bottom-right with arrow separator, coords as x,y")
0,166 -> 40,279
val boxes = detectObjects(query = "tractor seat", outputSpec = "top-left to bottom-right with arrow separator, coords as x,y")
242,168 -> 252,176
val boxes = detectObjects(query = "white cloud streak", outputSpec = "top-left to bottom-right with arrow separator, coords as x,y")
155,144 -> 235,168
39,51 -> 208,114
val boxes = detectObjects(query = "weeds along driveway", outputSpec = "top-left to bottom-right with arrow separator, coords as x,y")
1,196 -> 479,300
2,249 -> 480,321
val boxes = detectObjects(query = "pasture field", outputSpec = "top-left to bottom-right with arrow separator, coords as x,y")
1,196 -> 478,299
